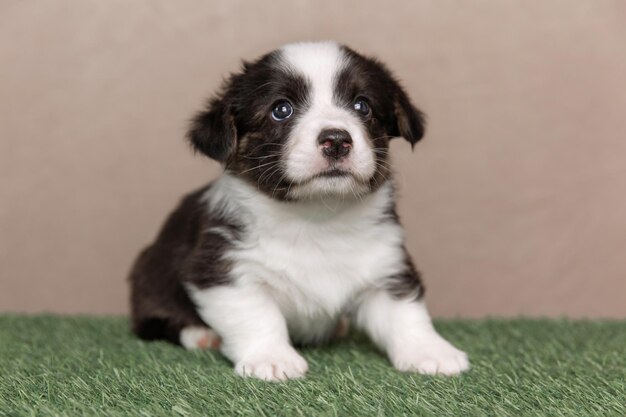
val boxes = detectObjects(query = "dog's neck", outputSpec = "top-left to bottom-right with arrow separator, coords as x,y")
203,173 -> 395,226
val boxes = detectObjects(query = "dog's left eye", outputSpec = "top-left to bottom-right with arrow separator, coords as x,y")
353,98 -> 371,117
271,101 -> 294,121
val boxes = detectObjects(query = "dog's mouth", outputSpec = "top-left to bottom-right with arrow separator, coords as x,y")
296,168 -> 358,186
286,167 -> 372,200
313,168 -> 351,179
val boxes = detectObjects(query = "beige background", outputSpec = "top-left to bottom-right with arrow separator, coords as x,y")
1,1 -> 625,318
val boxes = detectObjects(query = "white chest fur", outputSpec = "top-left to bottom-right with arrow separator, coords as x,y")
202,174 -> 406,342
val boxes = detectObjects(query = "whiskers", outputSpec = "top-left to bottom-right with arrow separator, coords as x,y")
233,139 -> 394,201
238,159 -> 281,175
370,145 -> 394,188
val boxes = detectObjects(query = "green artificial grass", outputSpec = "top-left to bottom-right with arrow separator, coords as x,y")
0,316 -> 624,416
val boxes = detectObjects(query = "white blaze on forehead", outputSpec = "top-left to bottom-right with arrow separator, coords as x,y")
280,41 -> 346,105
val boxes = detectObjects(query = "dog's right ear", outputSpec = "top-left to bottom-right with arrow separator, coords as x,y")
187,95 -> 236,162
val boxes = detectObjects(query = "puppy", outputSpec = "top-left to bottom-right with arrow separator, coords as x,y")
129,41 -> 469,381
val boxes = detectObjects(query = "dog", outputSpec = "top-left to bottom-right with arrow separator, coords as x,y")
129,41 -> 469,381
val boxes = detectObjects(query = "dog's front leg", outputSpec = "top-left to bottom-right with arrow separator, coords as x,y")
187,283 -> 308,381
355,289 -> 469,376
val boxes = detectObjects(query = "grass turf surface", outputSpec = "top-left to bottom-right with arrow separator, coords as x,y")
0,316 -> 624,416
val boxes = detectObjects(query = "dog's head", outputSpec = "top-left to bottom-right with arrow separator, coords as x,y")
188,41 -> 425,201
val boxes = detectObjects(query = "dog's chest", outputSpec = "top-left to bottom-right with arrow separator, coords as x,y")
232,208 -> 406,319
206,177 -> 406,341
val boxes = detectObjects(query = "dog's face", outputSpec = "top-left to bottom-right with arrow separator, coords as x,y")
188,41 -> 424,201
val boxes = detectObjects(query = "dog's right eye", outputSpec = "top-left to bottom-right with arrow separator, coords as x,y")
271,101 -> 294,121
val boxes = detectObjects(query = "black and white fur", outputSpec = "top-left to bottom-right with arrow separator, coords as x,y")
129,41 -> 469,381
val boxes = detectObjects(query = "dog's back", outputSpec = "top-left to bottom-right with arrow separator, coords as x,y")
129,186 -> 210,346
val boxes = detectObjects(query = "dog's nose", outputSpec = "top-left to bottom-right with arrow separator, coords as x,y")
317,129 -> 353,160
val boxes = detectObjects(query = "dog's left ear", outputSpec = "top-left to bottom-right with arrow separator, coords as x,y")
391,86 -> 426,148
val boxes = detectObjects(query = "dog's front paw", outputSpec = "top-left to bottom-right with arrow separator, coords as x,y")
391,333 -> 469,376
235,346 -> 308,381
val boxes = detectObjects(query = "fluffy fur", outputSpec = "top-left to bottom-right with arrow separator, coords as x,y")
129,41 -> 469,381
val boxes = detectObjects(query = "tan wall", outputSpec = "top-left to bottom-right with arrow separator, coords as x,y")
1,1 -> 625,318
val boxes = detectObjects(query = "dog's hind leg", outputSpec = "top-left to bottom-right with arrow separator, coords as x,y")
179,325 -> 221,350
132,316 -> 221,350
